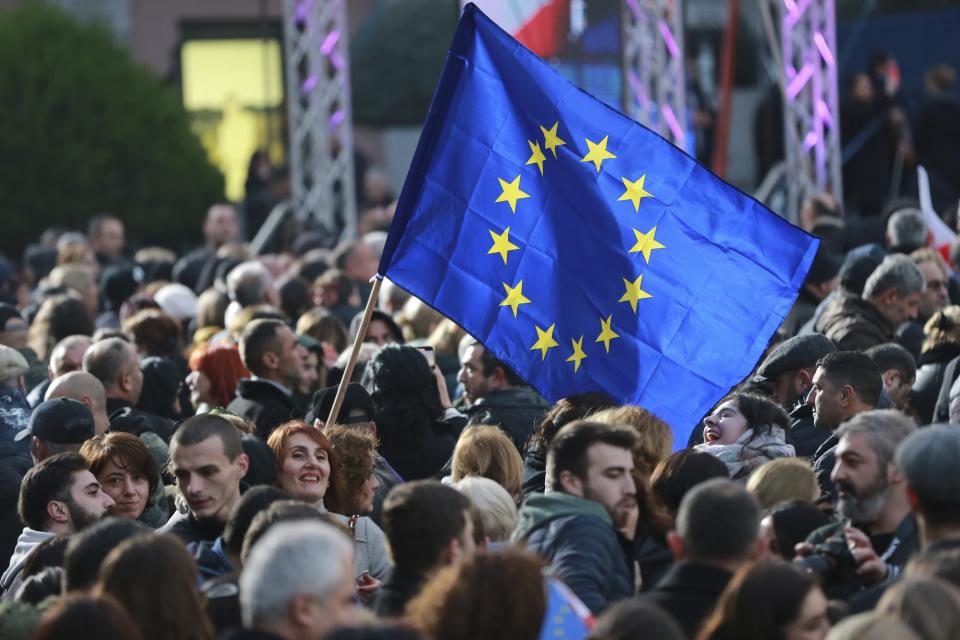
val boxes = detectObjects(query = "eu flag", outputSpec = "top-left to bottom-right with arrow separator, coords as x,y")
379,3 -> 818,446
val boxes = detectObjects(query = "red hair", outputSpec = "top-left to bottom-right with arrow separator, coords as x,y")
267,421 -> 345,514
189,344 -> 249,408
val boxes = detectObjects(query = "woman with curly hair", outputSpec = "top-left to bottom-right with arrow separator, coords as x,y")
267,421 -> 391,584
324,424 -> 381,517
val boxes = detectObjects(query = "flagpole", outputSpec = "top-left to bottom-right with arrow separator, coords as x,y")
325,274 -> 383,427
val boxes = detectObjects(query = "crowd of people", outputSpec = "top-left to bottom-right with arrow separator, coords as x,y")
1,173 -> 960,640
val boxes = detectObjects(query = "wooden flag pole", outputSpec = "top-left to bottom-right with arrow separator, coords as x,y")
325,274 -> 383,427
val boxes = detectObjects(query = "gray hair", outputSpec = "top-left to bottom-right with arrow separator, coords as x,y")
863,254 -> 925,299
836,409 -> 917,470
49,335 -> 92,377
453,476 -> 518,542
82,337 -> 134,390
887,208 -> 928,251
226,261 -> 273,307
239,521 -> 354,629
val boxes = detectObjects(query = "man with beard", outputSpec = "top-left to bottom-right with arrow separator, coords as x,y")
512,421 -> 636,613
160,414 -> 249,544
798,409 -> 918,600
1,452 -> 113,599
806,351 -> 882,500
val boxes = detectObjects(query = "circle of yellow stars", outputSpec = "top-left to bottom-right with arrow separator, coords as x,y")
486,119 -> 666,374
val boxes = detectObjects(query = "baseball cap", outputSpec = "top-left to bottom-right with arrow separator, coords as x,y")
308,383 -> 375,425
15,397 -> 96,444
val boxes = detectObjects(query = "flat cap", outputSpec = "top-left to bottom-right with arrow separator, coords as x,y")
754,334 -> 836,382
896,424 -> 960,503
0,344 -> 28,382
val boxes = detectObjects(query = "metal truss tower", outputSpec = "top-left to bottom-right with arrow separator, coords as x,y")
283,0 -> 357,239
622,0 -> 688,152
779,0 -> 842,222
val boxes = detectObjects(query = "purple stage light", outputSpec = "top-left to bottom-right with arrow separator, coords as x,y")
295,0 -> 314,25
816,99 -> 833,126
785,0 -> 811,28
787,62 -> 813,99
301,74 -> 318,94
627,69 -> 650,109
813,31 -> 834,66
661,104 -> 685,147
659,21 -> 679,59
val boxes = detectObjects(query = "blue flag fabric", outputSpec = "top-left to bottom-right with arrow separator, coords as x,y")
379,3 -> 819,446
538,578 -> 593,640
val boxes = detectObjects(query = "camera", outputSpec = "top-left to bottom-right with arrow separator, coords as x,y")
795,533 -> 861,596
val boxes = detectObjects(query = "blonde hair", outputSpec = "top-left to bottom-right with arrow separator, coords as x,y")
827,613 -> 920,640
396,296 -> 444,342
746,458 -> 819,510
451,425 -> 523,498
134,247 -> 177,265
48,264 -> 95,298
425,318 -> 467,355
922,305 -> 960,353
875,576 -> 960,640
453,476 -> 518,542
591,405 -> 672,477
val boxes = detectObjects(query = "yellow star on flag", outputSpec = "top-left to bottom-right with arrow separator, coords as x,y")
540,121 -> 566,158
628,226 -> 665,263
499,280 -> 531,318
566,336 -> 587,372
495,175 -> 530,213
595,315 -> 620,353
618,175 -> 654,211
487,227 -> 519,264
581,135 -> 617,173
619,275 -> 653,313
530,323 -> 559,360
526,140 -> 547,175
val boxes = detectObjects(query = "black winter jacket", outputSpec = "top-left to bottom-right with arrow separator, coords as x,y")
464,386 -> 549,450
226,378 -> 301,440
512,492 -> 633,614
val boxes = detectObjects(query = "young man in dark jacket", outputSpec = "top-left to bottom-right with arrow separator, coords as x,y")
512,420 -> 636,614
228,319 -> 305,439
160,414 -> 249,545
639,478 -> 763,638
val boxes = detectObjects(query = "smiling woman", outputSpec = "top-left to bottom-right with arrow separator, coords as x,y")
267,421 -> 393,586
267,421 -> 344,513
694,393 -> 795,480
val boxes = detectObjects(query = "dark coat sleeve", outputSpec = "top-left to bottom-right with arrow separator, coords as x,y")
532,517 -> 633,614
